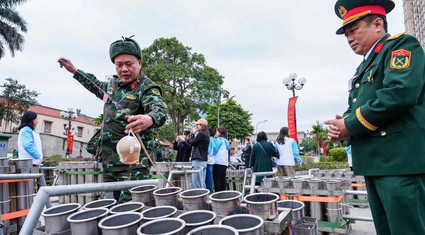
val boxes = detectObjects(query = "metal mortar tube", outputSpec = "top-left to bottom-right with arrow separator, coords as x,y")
167,170 -> 203,188
1,183 -> 10,215
326,202 -> 342,223
250,171 -> 276,194
20,179 -> 159,235
16,179 -> 28,228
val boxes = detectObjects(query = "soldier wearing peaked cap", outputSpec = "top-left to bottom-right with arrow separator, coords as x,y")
58,37 -> 169,202
325,0 -> 425,234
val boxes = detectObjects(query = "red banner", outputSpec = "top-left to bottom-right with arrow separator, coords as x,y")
288,96 -> 299,143
67,130 -> 74,154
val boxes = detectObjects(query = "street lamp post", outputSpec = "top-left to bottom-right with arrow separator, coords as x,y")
282,73 -> 307,133
217,95 -> 236,127
60,108 -> 78,158
283,73 -> 306,98
255,120 -> 268,134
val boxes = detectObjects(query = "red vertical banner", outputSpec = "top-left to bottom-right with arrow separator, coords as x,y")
288,96 -> 299,143
67,135 -> 74,154
67,129 -> 74,154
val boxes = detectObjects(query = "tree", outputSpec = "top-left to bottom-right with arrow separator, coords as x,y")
141,37 -> 224,137
93,114 -> 103,126
0,78 -> 39,131
0,0 -> 28,60
155,123 -> 175,142
299,133 -> 315,154
205,99 -> 254,140
310,121 -> 328,156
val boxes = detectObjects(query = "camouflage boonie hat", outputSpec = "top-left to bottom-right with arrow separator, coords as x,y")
334,0 -> 395,35
109,36 -> 142,63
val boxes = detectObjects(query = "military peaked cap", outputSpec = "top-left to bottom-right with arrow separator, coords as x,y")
334,0 -> 395,35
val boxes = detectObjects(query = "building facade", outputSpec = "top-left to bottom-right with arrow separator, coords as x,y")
0,104 -> 99,159
403,0 -> 425,48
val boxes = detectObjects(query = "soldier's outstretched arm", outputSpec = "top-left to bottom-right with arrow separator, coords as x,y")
58,58 -> 77,74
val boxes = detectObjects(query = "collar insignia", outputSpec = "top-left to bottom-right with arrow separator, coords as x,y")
130,80 -> 139,90
126,94 -> 136,100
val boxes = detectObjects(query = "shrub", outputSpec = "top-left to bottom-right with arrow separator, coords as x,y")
320,156 -> 330,162
313,161 -> 348,170
43,154 -> 69,167
301,156 -> 315,165
295,161 -> 348,171
329,147 -> 348,162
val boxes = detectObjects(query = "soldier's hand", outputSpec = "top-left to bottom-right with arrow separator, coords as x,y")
58,58 -> 77,74
325,117 -> 350,142
125,114 -> 154,134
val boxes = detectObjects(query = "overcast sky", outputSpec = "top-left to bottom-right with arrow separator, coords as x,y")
0,0 -> 406,134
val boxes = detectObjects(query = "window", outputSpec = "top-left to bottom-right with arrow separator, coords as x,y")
77,127 -> 83,137
44,121 -> 52,133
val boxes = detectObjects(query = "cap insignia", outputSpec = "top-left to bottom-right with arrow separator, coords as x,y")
339,6 -> 348,18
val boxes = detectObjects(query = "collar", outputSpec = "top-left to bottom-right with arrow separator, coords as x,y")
129,79 -> 139,89
364,35 -> 386,60
118,72 -> 141,89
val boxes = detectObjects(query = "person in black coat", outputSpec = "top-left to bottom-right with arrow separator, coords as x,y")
242,136 -> 252,168
186,119 -> 209,188
173,130 -> 191,162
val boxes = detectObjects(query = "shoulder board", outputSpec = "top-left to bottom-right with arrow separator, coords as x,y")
387,32 -> 406,41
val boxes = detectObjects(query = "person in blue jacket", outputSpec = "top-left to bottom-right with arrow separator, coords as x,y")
205,127 -> 216,193
17,111 -> 43,165
212,126 -> 230,192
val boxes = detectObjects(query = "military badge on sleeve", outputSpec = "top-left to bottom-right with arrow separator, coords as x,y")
390,49 -> 411,70
151,88 -> 161,96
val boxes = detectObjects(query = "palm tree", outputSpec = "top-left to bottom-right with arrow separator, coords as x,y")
310,121 -> 327,157
0,0 -> 28,60
94,114 -> 103,126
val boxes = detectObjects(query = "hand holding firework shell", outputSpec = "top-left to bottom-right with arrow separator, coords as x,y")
116,130 -> 141,165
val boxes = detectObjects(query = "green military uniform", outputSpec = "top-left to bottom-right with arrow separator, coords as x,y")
154,147 -> 164,162
73,37 -> 168,201
334,0 -> 425,234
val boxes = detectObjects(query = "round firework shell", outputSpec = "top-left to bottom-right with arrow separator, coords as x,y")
116,135 -> 141,164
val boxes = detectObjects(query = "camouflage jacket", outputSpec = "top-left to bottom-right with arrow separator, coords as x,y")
73,70 -> 168,170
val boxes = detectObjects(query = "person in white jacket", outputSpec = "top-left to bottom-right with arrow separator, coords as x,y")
212,126 -> 230,192
275,127 -> 301,177
205,127 -> 216,193
17,111 -> 43,165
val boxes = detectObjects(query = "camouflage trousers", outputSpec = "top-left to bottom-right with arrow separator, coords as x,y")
103,166 -> 150,202
100,143 -> 151,202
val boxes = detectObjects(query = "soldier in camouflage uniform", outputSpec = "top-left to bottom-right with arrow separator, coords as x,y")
58,37 -> 168,201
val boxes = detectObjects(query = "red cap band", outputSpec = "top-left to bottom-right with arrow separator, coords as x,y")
343,5 -> 386,23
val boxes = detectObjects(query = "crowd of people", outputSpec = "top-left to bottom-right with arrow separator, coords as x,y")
247,129 -> 302,186
170,121 -> 302,192
170,119 -> 231,192
15,0 -> 424,232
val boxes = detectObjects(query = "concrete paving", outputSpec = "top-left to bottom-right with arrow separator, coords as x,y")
349,206 -> 376,235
